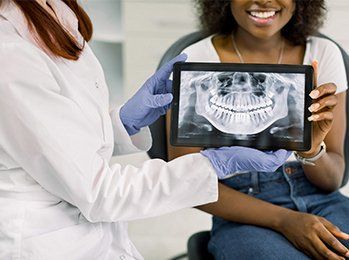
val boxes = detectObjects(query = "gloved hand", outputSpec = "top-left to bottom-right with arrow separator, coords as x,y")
201,146 -> 292,179
120,53 -> 187,135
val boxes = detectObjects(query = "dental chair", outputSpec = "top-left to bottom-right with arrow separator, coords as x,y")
148,31 -> 349,260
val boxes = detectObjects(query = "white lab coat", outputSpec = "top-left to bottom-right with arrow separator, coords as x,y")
0,1 -> 218,259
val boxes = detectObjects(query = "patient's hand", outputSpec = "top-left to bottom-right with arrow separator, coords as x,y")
300,61 -> 338,158
277,211 -> 349,259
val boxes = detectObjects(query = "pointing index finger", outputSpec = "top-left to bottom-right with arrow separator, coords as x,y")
157,53 -> 188,79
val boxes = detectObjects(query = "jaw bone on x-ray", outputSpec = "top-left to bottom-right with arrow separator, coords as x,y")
178,71 -> 304,138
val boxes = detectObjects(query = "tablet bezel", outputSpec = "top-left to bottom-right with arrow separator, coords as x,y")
170,62 -> 314,151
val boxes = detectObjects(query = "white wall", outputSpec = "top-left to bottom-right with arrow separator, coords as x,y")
116,1 -> 349,259
321,0 -> 349,52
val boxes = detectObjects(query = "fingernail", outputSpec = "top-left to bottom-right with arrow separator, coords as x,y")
342,232 -> 349,239
308,103 -> 320,112
309,90 -> 320,99
346,251 -> 349,257
308,115 -> 319,121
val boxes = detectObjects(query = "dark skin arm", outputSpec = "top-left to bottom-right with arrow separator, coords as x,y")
199,182 -> 349,260
297,62 -> 346,191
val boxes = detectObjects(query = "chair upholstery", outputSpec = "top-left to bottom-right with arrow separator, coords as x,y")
148,32 -> 349,260
187,231 -> 214,260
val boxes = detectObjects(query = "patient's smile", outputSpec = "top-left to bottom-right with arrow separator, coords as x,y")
247,10 -> 281,26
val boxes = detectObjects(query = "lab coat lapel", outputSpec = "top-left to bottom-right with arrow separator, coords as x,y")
0,0 -> 36,44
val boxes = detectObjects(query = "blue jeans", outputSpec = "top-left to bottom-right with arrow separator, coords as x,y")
208,161 -> 349,260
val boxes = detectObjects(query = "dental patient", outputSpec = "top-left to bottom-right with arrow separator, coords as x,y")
167,0 -> 349,259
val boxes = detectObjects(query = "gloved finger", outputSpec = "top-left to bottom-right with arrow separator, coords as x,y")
158,106 -> 167,116
146,93 -> 173,108
163,103 -> 171,112
157,53 -> 188,80
272,149 -> 292,164
166,79 -> 173,94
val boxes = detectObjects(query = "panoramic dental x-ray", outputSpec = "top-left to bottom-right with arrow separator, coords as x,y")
177,70 -> 305,144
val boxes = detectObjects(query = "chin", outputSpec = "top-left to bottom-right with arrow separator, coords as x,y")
244,26 -> 280,41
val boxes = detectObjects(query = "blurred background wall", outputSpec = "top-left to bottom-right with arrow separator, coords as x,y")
82,1 -> 349,259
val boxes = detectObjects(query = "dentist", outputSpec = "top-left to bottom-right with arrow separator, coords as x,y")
0,0 -> 290,259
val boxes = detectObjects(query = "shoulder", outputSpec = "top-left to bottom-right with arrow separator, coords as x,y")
0,38 -> 58,93
0,42 -> 46,74
181,35 -> 220,62
0,16 -> 24,44
307,36 -> 348,93
0,17 -> 40,61
307,36 -> 344,62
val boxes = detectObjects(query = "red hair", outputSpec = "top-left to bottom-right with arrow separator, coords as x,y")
1,0 -> 93,60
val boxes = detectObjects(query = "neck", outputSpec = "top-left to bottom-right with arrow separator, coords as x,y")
234,27 -> 283,54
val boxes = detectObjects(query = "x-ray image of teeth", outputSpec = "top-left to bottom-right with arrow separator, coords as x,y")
178,71 -> 305,141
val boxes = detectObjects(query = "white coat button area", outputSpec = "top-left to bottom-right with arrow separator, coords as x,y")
119,255 -> 126,260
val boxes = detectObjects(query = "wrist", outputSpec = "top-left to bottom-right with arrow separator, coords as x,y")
119,108 -> 139,136
297,143 -> 322,158
270,208 -> 296,232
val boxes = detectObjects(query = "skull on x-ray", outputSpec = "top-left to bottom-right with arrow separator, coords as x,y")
192,72 -> 292,135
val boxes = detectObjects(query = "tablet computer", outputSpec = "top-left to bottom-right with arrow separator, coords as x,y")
170,62 -> 314,151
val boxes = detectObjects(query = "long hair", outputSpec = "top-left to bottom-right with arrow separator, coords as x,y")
0,0 -> 93,60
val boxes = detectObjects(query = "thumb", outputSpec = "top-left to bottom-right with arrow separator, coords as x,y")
311,60 -> 319,87
147,93 -> 173,108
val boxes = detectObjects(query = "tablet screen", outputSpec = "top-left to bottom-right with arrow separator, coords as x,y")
171,63 -> 313,151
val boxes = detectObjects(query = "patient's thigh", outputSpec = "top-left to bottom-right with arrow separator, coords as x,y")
208,223 -> 309,260
310,191 -> 349,248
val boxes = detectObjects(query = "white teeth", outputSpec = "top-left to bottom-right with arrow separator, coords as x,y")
233,98 -> 238,107
255,97 -> 261,106
210,94 -> 274,125
251,96 -> 257,106
261,99 -> 267,107
210,96 -> 218,104
258,111 -> 266,120
266,107 -> 273,116
250,11 -> 276,19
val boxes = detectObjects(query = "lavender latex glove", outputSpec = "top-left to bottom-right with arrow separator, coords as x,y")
201,146 -> 292,179
120,53 -> 187,135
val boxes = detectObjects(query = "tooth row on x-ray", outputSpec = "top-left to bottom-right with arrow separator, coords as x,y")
179,71 -> 304,135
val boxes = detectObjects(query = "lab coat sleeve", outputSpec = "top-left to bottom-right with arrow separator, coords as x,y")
109,107 -> 153,156
0,44 -> 218,222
